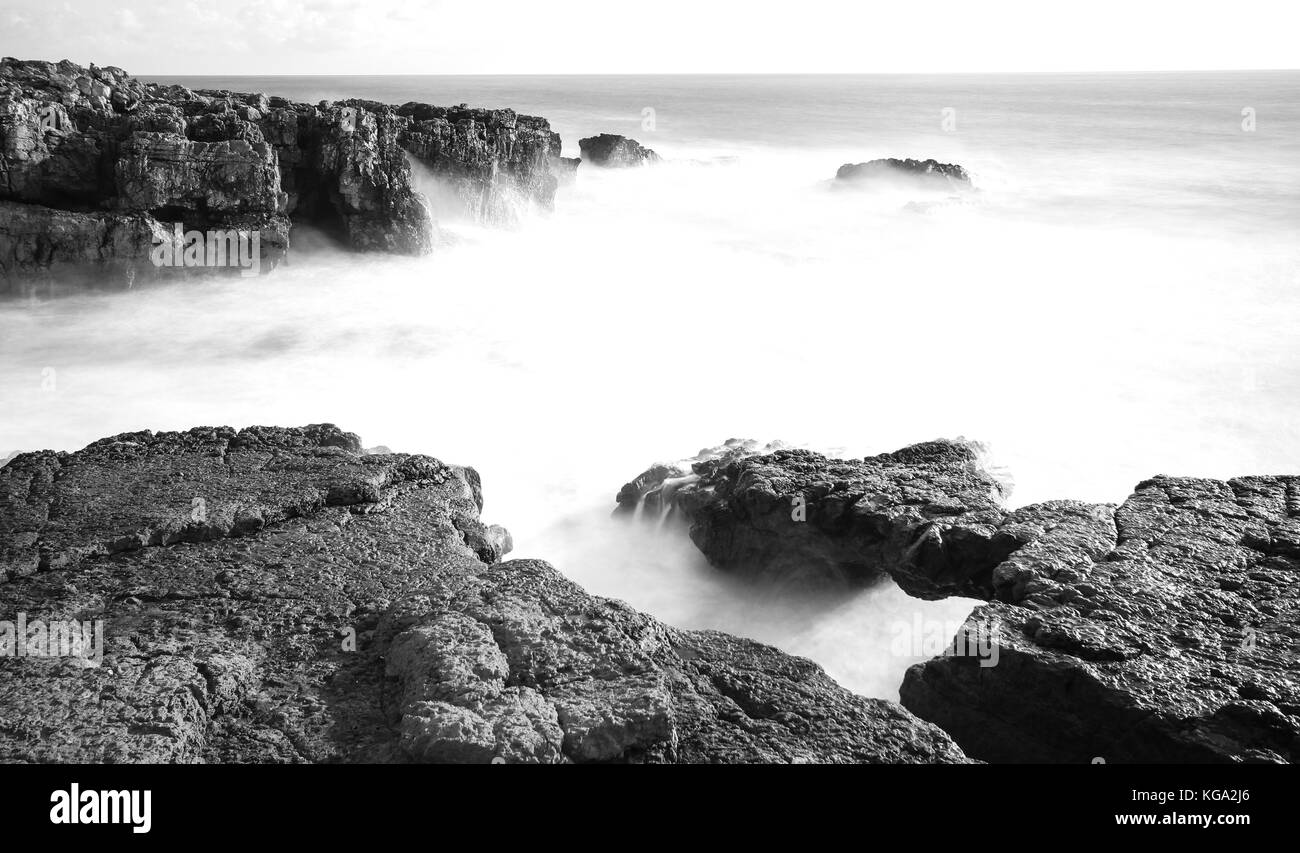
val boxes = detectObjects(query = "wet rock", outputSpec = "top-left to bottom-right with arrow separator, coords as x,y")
0,200 -> 169,279
579,133 -> 659,167
620,440 -> 1300,762
397,103 -> 562,223
618,439 -> 1012,596
1,58 -> 569,282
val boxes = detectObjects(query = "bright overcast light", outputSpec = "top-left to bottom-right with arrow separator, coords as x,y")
0,0 -> 1295,75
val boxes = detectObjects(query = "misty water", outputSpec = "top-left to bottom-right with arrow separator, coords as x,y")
2,73 -> 1298,700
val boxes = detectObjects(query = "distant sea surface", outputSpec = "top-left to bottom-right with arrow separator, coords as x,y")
4,72 -> 1298,699
147,71 -> 1300,231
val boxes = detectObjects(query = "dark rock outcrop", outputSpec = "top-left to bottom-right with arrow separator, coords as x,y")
0,200 -> 168,281
616,438 -> 1012,597
578,134 -> 659,167
902,475 -> 1300,764
0,425 -> 969,763
0,59 -> 428,280
835,158 -> 971,188
396,103 -> 562,223
1,58 -> 567,283
620,440 -> 1300,763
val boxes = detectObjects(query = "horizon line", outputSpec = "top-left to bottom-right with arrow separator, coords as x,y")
132,68 -> 1300,78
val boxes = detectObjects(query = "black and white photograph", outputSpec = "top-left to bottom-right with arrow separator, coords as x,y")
0,0 -> 1294,832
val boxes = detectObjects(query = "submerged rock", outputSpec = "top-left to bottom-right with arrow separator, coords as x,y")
0,424 -> 968,763
620,440 -> 1300,763
835,158 -> 971,188
579,133 -> 660,167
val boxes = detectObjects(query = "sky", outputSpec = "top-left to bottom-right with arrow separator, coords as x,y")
0,0 -> 1295,75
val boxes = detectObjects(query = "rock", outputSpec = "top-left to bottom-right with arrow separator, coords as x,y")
293,99 -> 432,253
902,475 -> 1300,763
380,559 -> 969,764
835,158 -> 971,188
615,462 -> 688,510
0,58 -> 432,281
615,439 -> 788,511
1,58 -> 570,283
397,103 -> 563,223
0,200 -> 170,281
617,438 -> 1012,596
0,424 -> 969,763
620,440 -> 1300,763
485,524 -> 513,559
578,134 -> 659,167
112,128 -> 282,218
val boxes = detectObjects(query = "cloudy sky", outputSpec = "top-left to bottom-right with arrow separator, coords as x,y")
0,0 -> 1294,75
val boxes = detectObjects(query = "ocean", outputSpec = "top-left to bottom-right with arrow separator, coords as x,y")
2,72 -> 1298,699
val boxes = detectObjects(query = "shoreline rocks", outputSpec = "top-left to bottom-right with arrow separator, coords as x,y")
902,474 -> 1300,763
616,439 -> 1014,597
0,58 -> 566,284
619,440 -> 1300,763
0,424 -> 969,763
578,133 -> 659,167
396,103 -> 562,224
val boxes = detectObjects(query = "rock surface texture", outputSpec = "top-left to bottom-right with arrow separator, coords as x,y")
397,103 -> 562,223
0,425 -> 969,764
616,439 -> 1014,597
578,133 -> 660,167
0,59 -> 565,282
619,440 -> 1300,763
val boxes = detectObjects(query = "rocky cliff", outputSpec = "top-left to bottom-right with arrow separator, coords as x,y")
0,59 -> 566,283
618,440 -> 1300,763
397,103 -> 562,224
0,425 -> 969,763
